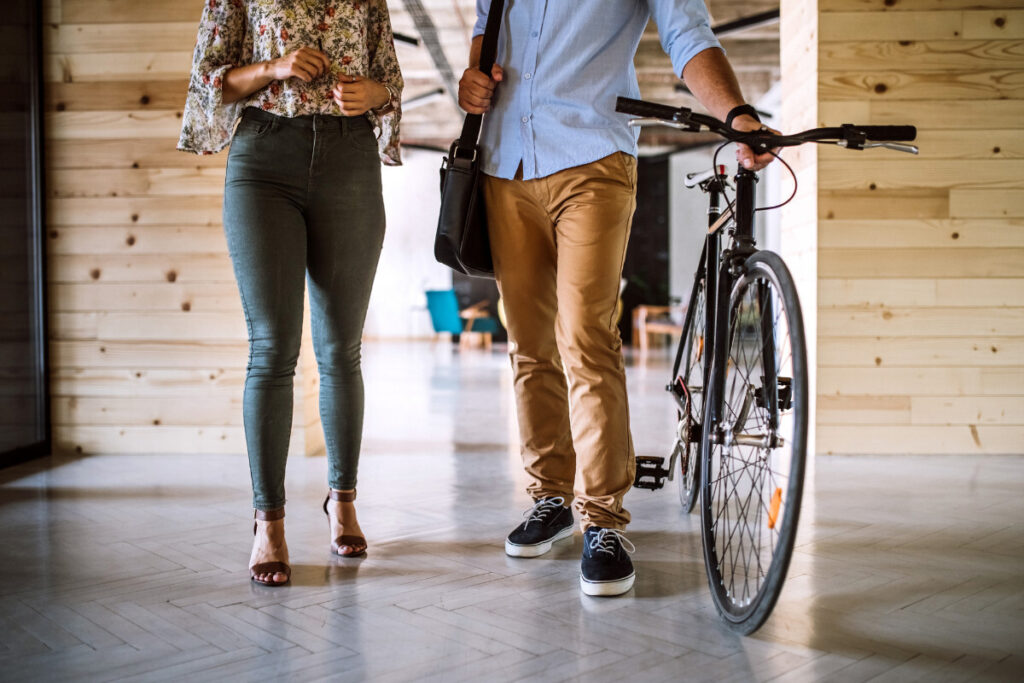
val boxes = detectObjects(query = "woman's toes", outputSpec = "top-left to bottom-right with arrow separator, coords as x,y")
255,571 -> 285,584
336,543 -> 364,555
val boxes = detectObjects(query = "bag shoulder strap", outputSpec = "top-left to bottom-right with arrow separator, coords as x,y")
455,0 -> 505,156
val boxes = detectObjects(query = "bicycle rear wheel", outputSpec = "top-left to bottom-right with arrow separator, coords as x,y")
673,276 -> 707,513
700,250 -> 808,634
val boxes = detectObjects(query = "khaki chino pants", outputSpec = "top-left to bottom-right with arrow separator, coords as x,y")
483,152 -> 638,530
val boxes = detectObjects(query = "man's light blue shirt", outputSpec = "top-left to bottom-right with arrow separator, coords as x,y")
472,0 -> 721,180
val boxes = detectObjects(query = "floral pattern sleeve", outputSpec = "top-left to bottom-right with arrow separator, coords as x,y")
178,0 -> 248,154
178,0 -> 403,164
365,0 -> 403,166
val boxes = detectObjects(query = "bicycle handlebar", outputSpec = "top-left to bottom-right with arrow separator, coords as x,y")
614,98 -> 684,122
847,125 -> 917,142
614,96 -> 917,152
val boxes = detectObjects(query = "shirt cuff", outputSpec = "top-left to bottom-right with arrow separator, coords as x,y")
472,14 -> 487,38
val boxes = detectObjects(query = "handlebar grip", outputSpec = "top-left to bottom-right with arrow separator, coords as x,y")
854,125 -> 917,142
615,96 -> 685,121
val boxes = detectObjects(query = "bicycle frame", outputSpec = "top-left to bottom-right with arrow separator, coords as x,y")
669,171 -> 725,406
643,165 -> 787,488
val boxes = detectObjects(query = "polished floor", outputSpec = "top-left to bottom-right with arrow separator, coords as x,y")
1,342 -> 1022,682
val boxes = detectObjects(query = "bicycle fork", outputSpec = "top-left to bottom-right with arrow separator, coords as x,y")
707,170 -> 788,452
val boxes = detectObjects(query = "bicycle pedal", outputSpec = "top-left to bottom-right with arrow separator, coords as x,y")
777,377 -> 794,410
634,455 -> 670,490
754,377 -> 794,411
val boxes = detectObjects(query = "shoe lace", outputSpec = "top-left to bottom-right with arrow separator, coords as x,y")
587,528 -> 636,557
522,496 -> 566,528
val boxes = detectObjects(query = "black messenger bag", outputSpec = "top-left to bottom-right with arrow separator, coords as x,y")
434,0 -> 505,279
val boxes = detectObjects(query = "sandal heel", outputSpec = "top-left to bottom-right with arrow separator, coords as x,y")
324,490 -> 368,558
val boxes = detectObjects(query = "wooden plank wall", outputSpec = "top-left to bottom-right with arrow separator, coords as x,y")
43,0 -> 315,456
791,0 -> 1024,454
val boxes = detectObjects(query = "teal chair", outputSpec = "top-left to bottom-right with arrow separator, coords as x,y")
425,289 -> 499,348
425,289 -> 463,334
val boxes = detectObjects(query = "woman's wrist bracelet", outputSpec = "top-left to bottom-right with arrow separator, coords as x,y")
374,83 -> 398,114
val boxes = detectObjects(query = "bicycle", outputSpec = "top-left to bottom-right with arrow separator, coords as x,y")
618,96 -> 918,634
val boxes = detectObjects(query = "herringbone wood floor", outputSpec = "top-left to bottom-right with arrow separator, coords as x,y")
1,343 -> 1022,682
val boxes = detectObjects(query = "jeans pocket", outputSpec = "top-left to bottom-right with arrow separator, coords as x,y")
346,119 -> 379,154
234,116 -> 275,140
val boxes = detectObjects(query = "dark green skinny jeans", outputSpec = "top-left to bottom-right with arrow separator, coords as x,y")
223,107 -> 385,511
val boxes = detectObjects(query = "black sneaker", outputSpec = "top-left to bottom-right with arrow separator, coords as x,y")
505,497 -> 574,557
580,527 -> 635,596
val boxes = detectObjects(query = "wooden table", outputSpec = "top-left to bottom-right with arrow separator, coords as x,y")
632,304 -> 685,352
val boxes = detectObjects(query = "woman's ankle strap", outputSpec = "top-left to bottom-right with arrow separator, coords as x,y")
329,489 -> 356,503
255,507 -> 285,521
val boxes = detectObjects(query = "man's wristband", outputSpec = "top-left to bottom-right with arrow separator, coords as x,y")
725,104 -> 761,130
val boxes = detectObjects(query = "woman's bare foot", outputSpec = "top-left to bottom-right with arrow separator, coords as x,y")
250,518 -> 290,584
327,490 -> 366,555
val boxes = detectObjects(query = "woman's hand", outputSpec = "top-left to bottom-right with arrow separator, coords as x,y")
267,47 -> 331,82
458,64 -> 503,114
332,75 -> 390,116
223,47 -> 330,104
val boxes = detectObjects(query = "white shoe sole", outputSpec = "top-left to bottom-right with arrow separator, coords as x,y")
580,572 -> 636,596
505,526 -> 574,558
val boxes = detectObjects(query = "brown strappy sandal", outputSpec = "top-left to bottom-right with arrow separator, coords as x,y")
250,508 -> 291,586
322,489 -> 367,557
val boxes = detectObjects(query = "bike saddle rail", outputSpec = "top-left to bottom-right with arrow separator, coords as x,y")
615,96 -> 918,155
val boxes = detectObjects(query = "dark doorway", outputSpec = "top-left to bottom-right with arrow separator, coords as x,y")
619,155 -> 670,344
0,0 -> 49,467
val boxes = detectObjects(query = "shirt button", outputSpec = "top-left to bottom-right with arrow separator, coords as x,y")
524,72 -> 532,80
531,31 -> 538,37
521,116 -> 529,123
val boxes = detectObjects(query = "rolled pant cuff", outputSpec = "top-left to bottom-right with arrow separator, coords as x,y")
531,490 -> 574,505
253,500 -> 287,512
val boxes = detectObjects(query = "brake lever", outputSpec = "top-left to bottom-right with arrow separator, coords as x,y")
628,118 -> 702,132
863,142 -> 920,155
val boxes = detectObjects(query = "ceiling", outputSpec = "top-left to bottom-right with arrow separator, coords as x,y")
387,0 -> 781,150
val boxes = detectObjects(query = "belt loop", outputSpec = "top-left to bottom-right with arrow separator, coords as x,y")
341,116 -> 348,136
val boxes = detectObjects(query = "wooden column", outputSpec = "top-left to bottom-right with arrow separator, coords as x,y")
44,1 -> 321,456
780,0 -> 821,457
782,0 -> 1024,455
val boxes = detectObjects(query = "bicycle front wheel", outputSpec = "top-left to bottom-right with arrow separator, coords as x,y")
700,250 -> 808,634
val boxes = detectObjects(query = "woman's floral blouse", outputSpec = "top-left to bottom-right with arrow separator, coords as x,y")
178,0 -> 403,165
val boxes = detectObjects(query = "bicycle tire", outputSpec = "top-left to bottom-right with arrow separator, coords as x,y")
699,250 -> 808,634
674,276 -> 707,513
